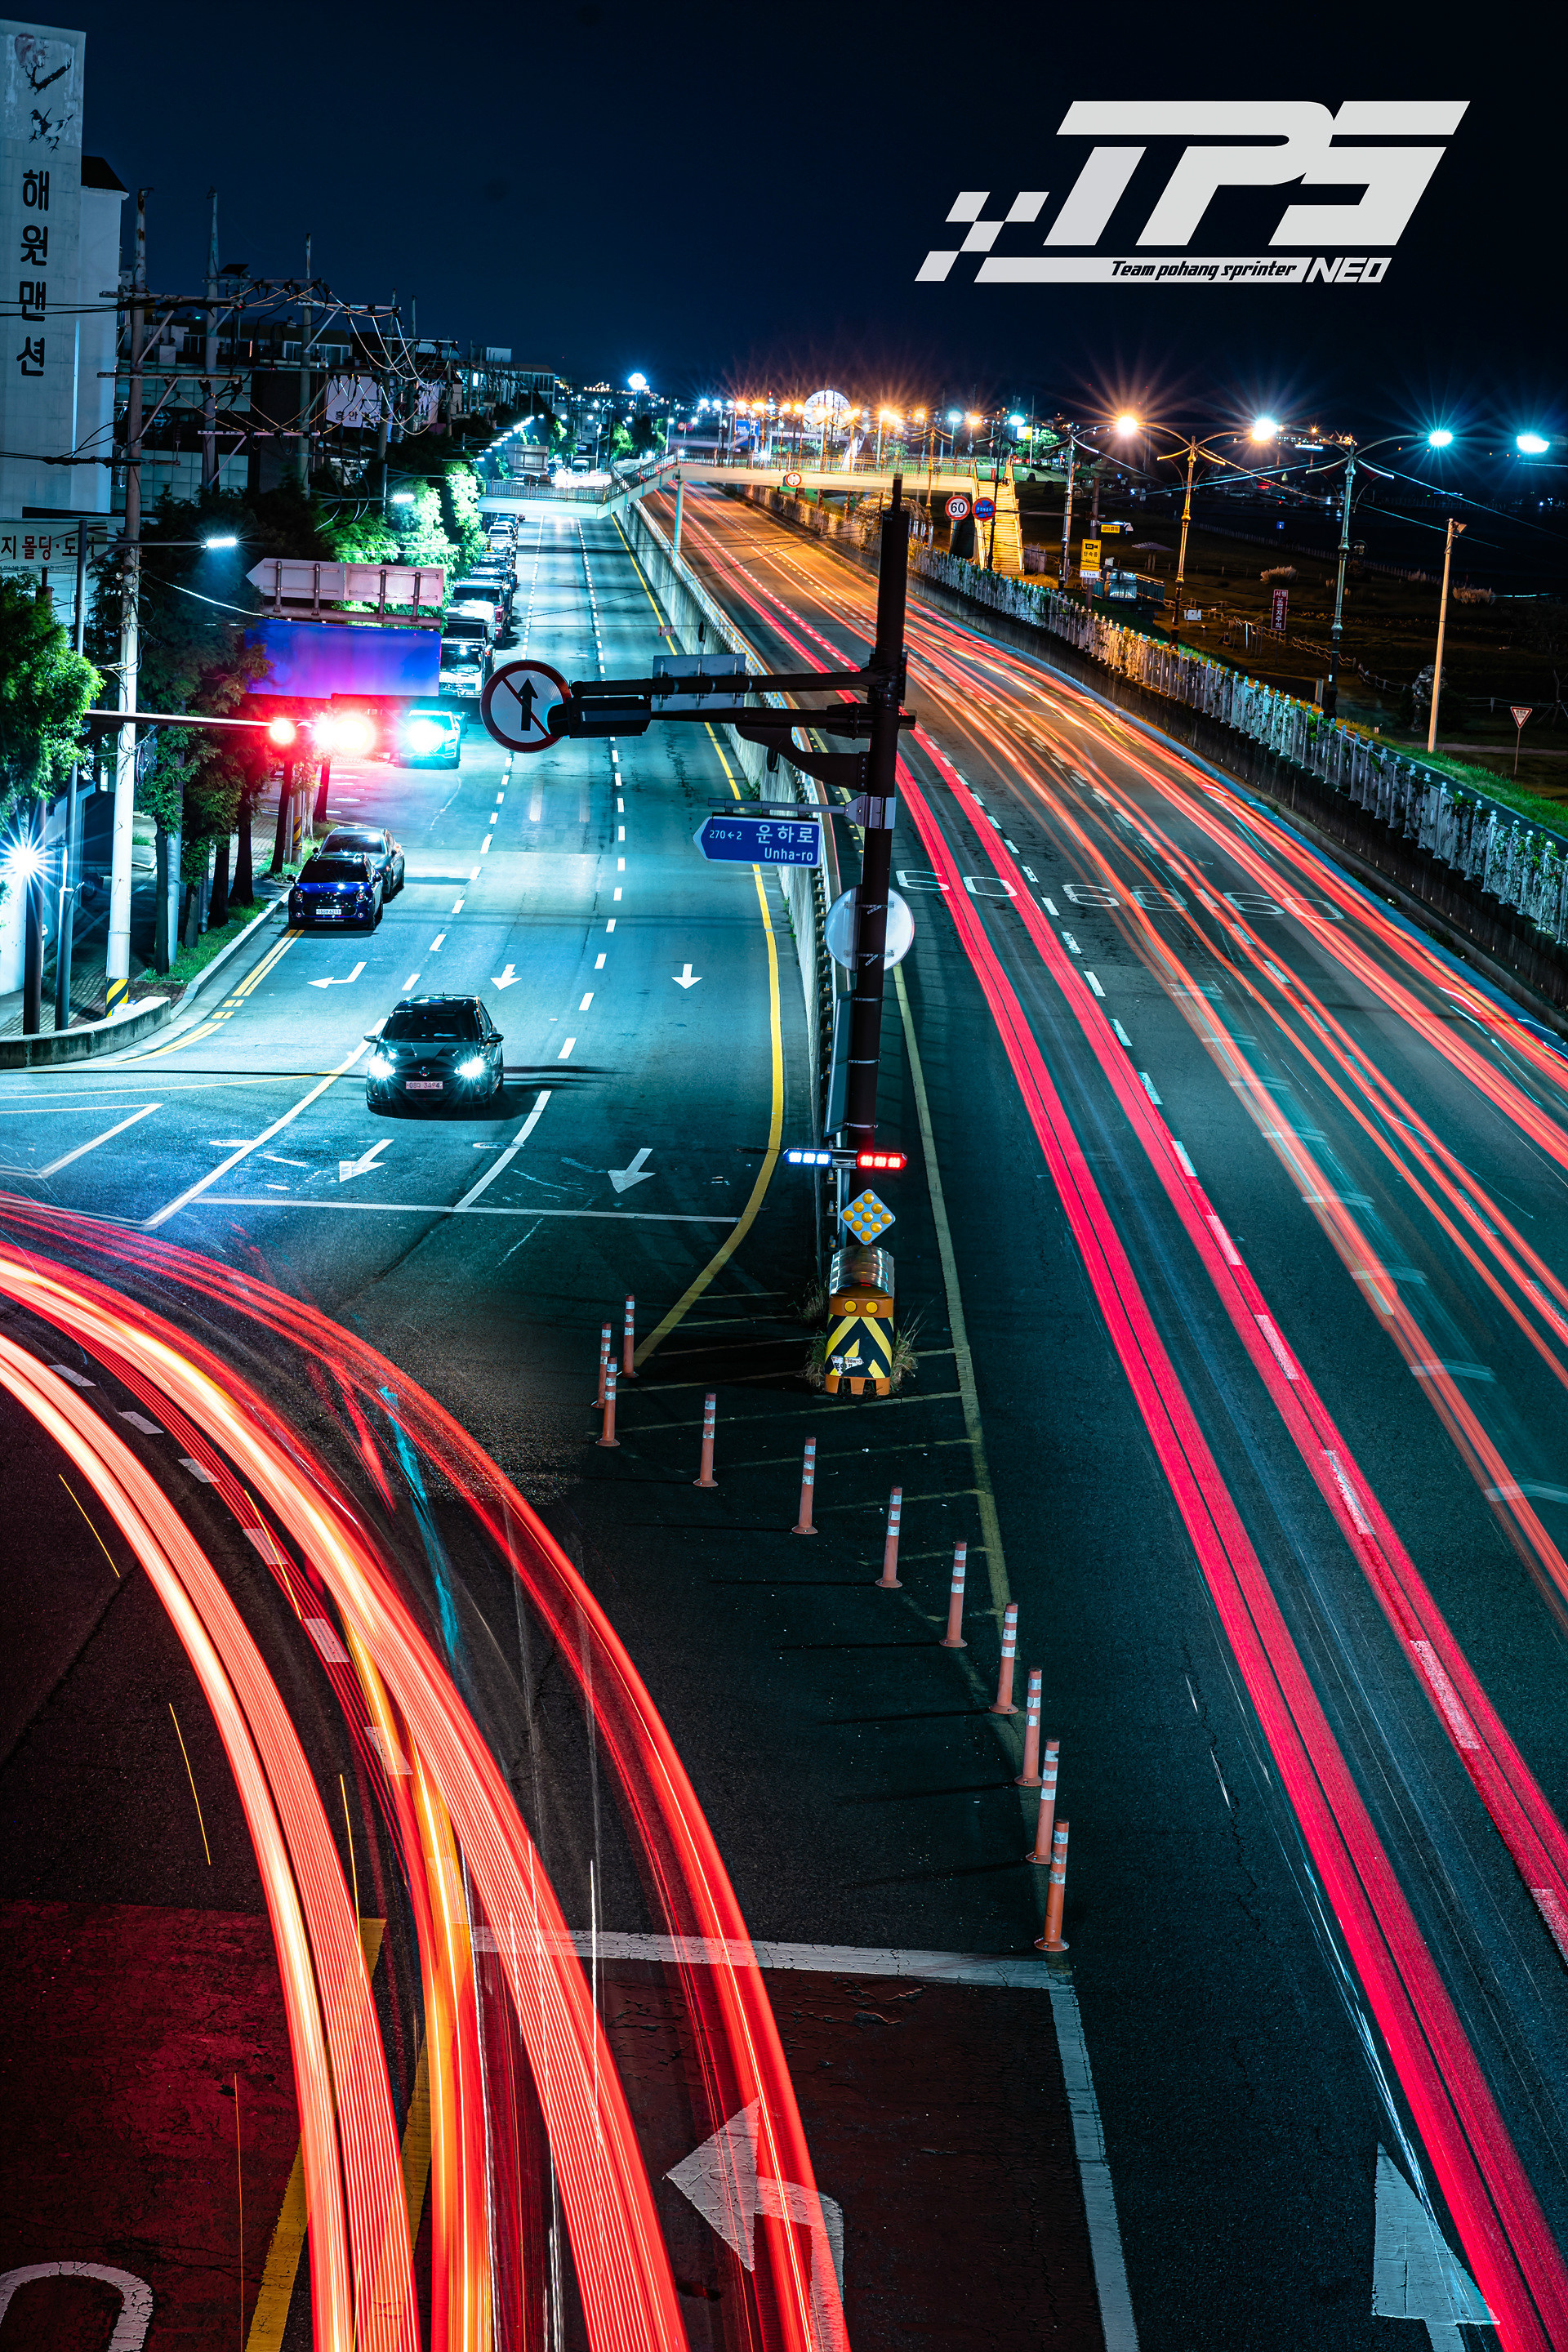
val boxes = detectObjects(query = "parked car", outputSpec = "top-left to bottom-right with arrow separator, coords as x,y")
395,707 -> 462,768
289,853 -> 381,929
364,996 -> 505,1111
448,578 -> 506,634
439,626 -> 491,698
320,824 -> 405,898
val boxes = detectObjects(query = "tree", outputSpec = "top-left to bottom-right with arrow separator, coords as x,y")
626,412 -> 658,460
1526,602 -> 1568,719
0,578 -> 98,826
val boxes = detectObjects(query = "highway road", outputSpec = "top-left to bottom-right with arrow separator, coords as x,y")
2,486 -> 1567,2350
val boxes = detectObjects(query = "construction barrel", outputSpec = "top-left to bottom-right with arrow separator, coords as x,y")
825,1244 -> 895,1398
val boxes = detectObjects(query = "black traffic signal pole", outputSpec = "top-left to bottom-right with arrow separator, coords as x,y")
844,479 -> 909,1153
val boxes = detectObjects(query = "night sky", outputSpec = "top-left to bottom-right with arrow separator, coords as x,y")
64,0 -> 1564,446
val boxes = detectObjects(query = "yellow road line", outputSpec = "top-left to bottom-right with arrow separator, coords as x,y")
167,1702 -> 212,1865
243,1920 -> 393,2352
892,962 -> 1009,1615
130,930 -> 300,1062
635,729 -> 783,1368
60,1473 -> 120,1576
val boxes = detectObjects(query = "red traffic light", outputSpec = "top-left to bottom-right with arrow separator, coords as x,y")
856,1150 -> 906,1173
265,715 -> 298,747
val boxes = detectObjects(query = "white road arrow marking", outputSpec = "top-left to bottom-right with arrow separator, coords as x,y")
667,2100 -> 845,2350
338,1138 -> 391,1184
1372,2146 -> 1494,2336
608,1147 -> 655,1194
674,964 -> 702,989
493,964 -> 520,988
308,960 -> 366,991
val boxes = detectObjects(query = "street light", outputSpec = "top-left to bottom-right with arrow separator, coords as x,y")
390,490 -> 416,505
203,534 -> 238,549
1250,414 -> 1280,442
1428,429 -> 1454,448
1517,432 -> 1550,455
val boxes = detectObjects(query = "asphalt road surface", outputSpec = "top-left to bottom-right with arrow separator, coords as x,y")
2,492 -> 1566,2352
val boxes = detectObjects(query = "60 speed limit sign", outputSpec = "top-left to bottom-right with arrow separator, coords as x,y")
946,494 -> 970,519
481,660 -> 569,753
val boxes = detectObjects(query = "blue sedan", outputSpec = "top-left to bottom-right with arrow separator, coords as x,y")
289,853 -> 382,930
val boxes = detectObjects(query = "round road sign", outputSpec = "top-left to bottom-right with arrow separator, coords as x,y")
823,886 -> 915,971
946,494 -> 970,520
482,660 -> 569,754
783,470 -> 804,489
973,497 -> 996,521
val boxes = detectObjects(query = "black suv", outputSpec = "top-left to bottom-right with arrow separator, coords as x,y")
365,996 -> 505,1111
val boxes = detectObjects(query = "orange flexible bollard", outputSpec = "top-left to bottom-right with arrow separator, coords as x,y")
1027,1740 -> 1060,1863
876,1486 -> 902,1588
597,1361 -> 620,1448
1036,1820 -> 1070,1953
622,1294 -> 637,1379
940,1542 -> 968,1649
693,1392 -> 717,1489
1016,1669 -> 1044,1786
991,1599 -> 1019,1715
594,1321 -> 612,1406
792,1436 -> 818,1535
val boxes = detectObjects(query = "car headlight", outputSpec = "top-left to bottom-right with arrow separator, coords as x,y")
367,1053 -> 394,1080
457,1056 -> 488,1080
407,719 -> 443,755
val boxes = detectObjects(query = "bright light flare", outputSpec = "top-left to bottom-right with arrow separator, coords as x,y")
1517,431 -> 1551,455
1114,412 -> 1140,434
4,840 -> 43,885
316,713 -> 375,758
266,715 -> 299,748
1250,415 -> 1280,441
1428,429 -> 1455,448
405,719 -> 443,755
203,533 -> 238,550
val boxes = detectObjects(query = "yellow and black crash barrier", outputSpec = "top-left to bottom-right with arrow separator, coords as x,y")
824,1244 -> 895,1398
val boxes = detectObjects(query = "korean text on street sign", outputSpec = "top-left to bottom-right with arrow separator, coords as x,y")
973,497 -> 996,521
481,660 -> 570,753
1271,587 -> 1289,633
0,519 -> 84,571
946,494 -> 971,519
842,1190 -> 895,1242
1080,537 -> 1101,571
694,813 -> 822,868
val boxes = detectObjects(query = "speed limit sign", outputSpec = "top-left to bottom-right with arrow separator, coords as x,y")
946,494 -> 970,519
783,470 -> 804,489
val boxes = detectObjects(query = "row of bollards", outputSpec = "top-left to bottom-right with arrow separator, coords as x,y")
590,1356 -> 1073,1953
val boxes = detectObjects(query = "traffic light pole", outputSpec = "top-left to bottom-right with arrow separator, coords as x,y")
843,481 -> 909,1153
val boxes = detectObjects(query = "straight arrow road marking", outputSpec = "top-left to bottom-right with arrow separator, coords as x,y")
674,963 -> 702,988
308,960 -> 366,990
608,1147 -> 654,1193
339,1138 -> 391,1183
493,964 -> 519,988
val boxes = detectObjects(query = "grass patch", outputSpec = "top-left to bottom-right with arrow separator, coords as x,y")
163,899 -> 275,988
1379,748 -> 1568,831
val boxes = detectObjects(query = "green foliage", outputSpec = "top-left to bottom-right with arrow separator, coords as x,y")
391,481 -> 460,575
441,462 -> 487,574
326,510 -> 401,564
626,413 -> 659,459
0,578 -> 98,816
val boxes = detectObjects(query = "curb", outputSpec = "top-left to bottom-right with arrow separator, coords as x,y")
0,891 -> 287,1072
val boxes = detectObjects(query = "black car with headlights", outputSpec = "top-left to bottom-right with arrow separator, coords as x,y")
289,853 -> 381,929
320,824 -> 405,897
365,996 -> 504,1110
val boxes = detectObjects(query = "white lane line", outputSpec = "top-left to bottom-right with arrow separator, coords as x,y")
578,992 -> 594,1011
1112,1019 -> 1133,1048
558,1037 -> 576,1060
613,887 -> 622,900
452,897 -> 466,913
1139,1071 -> 1162,1104
480,839 -> 492,855
453,1088 -> 551,1210
37,1101 -> 161,1177
540,1929 -> 1139,2350
1084,971 -> 1105,997
203,1199 -> 740,1223
145,1040 -> 372,1231
430,933 -> 446,951
595,953 -> 607,969
403,971 -> 420,991
605,918 -> 616,931
488,813 -> 498,825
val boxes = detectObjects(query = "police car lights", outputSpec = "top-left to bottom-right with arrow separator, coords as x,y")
783,1147 -> 908,1172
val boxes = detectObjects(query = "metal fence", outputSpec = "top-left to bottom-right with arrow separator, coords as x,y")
912,547 -> 1568,950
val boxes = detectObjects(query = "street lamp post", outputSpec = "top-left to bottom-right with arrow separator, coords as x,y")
1428,514 -> 1466,755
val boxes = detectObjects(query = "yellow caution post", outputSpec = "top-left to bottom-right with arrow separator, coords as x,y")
824,1244 -> 895,1398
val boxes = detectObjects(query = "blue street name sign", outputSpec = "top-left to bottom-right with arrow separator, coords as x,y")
694,813 -> 822,867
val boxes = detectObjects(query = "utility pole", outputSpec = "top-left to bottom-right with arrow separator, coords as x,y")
844,477 -> 910,1153
1428,516 -> 1466,755
106,187 -> 149,1018
1058,438 -> 1076,586
52,525 -> 91,1030
297,232 -> 312,488
1175,438 -> 1197,588
202,189 -> 219,494
1324,442 -> 1359,723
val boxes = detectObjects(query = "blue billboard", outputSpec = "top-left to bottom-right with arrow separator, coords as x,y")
247,619 -> 440,698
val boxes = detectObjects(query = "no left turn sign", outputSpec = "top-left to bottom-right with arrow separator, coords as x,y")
482,660 -> 570,753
